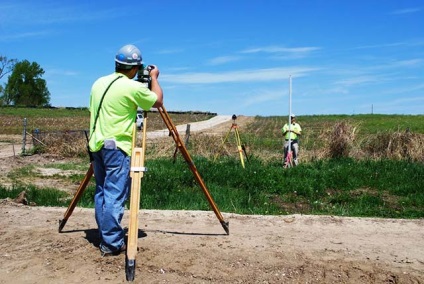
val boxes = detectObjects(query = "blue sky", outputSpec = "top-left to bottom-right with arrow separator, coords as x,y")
1,0 -> 423,116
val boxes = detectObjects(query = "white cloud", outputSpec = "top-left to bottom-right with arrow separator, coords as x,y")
241,46 -> 321,54
240,46 -> 321,59
45,68 -> 78,77
353,42 -> 407,50
364,95 -> 424,114
389,7 -> 422,15
161,67 -> 320,84
156,48 -> 185,55
241,89 -> 284,108
387,59 -> 423,68
207,56 -> 242,66
0,1 -> 127,27
0,30 -> 52,41
333,75 -> 382,87
379,83 -> 424,95
355,39 -> 424,50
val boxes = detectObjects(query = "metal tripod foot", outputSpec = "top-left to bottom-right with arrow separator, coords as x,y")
58,219 -> 67,233
221,221 -> 230,235
125,258 -> 136,281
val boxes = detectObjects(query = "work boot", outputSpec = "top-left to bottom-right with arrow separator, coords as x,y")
100,243 -> 127,257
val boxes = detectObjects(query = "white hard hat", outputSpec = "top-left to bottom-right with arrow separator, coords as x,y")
115,44 -> 143,69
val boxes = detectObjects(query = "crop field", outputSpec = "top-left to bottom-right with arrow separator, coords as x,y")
0,107 -> 215,135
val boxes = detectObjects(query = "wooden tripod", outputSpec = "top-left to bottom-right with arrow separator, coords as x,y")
214,114 -> 248,168
157,106 -> 229,234
125,111 -> 148,281
58,106 -> 229,282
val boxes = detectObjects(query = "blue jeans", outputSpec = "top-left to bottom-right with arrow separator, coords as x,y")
92,148 -> 130,253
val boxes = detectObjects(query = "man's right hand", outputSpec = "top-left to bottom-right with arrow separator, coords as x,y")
148,65 -> 159,79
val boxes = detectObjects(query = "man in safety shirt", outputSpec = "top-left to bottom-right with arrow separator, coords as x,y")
281,114 -> 302,166
89,44 -> 163,256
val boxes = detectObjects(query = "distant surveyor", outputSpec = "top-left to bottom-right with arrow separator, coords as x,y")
281,114 -> 302,166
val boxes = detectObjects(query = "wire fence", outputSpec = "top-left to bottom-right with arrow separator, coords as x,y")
5,122 -> 422,163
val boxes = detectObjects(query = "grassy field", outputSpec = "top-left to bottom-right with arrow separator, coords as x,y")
1,107 -> 423,218
247,114 -> 424,135
2,107 -> 422,134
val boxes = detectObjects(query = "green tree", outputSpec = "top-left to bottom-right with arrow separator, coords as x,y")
0,56 -> 17,80
3,60 -> 50,106
0,56 -> 18,105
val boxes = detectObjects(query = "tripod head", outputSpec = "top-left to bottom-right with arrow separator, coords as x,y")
136,64 -> 154,89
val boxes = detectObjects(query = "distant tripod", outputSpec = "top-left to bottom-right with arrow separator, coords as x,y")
214,114 -> 248,168
283,143 -> 295,168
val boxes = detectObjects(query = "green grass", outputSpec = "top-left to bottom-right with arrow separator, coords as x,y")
0,184 -> 70,207
2,156 -> 422,218
1,107 -> 423,219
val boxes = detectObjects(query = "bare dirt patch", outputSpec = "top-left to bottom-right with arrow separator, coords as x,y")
0,202 -> 423,284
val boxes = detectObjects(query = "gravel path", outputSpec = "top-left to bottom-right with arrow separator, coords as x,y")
147,115 -> 233,139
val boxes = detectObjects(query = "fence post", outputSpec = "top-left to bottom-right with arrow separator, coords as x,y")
22,118 -> 27,155
185,124 -> 191,146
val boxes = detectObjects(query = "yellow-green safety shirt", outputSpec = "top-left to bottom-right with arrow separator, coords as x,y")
89,72 -> 157,156
282,123 -> 302,140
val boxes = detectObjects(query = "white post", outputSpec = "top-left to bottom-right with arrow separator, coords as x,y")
288,75 -> 292,157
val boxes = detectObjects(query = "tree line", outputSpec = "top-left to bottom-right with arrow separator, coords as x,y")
0,56 -> 50,107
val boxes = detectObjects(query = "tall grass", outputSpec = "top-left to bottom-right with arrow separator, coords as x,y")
2,156 -> 422,218
131,157 -> 424,218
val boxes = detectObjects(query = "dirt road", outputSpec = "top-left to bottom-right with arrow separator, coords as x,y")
0,200 -> 423,284
147,115 -> 234,139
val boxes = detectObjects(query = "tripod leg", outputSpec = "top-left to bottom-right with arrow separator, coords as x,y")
126,147 -> 143,281
126,113 -> 148,281
213,125 -> 232,162
234,128 -> 245,168
58,163 -> 94,232
241,145 -> 249,162
158,106 -> 229,235
283,151 -> 293,168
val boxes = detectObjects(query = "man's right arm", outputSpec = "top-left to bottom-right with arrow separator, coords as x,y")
149,67 -> 163,108
150,77 -> 163,108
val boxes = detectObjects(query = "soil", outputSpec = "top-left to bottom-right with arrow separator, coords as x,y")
0,119 -> 423,284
